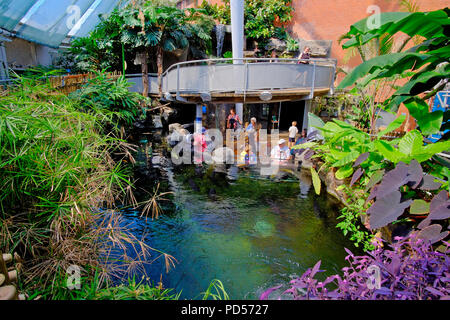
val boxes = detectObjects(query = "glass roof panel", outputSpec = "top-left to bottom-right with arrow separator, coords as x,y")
0,0 -> 124,48
0,0 -> 37,31
73,0 -> 121,38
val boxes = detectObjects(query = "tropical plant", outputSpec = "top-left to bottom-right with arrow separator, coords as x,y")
70,71 -> 147,126
294,114 -> 450,249
200,0 -> 293,43
364,160 -> 449,234
90,277 -> 180,300
68,12 -> 125,73
0,71 -> 174,299
285,34 -> 299,53
200,0 -> 231,25
244,0 -> 293,40
68,3 -> 213,97
260,234 -> 450,300
338,8 -> 450,137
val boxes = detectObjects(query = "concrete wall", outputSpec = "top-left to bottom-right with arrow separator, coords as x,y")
4,37 -> 54,69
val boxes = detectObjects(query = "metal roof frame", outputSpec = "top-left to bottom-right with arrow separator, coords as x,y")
0,0 -> 123,48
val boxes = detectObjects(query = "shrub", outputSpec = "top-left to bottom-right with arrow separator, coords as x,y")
0,72 -> 140,297
71,71 -> 147,126
260,234 -> 450,300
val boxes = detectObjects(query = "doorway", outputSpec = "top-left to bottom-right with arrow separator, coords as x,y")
279,100 -> 305,131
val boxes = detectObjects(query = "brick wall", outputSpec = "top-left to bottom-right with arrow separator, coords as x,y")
288,0 -> 448,70
183,0 -> 448,71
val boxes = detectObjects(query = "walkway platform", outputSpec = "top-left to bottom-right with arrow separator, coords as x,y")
127,58 -> 337,104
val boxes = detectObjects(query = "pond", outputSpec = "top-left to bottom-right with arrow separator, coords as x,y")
118,160 -> 358,300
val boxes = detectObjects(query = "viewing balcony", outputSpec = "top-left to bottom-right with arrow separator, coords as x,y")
127,58 -> 337,104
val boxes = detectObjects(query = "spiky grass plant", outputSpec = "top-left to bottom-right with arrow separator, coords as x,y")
0,71 -> 173,299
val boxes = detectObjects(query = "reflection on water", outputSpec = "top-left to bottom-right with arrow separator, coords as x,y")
119,164 -> 356,300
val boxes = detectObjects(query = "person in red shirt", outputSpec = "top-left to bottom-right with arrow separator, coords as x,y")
193,127 -> 207,164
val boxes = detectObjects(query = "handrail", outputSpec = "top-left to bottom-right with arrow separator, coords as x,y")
161,57 -> 337,79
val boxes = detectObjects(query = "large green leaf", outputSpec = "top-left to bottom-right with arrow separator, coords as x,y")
332,151 -> 360,167
398,130 -> 423,157
391,63 -> 450,101
410,199 -> 430,215
419,111 -> 444,135
335,164 -> 354,180
308,112 -> 325,131
404,99 -> 445,135
338,52 -> 431,89
374,140 -> 404,163
377,115 -> 406,138
342,10 -> 450,48
311,167 -> 321,195
404,98 -> 428,119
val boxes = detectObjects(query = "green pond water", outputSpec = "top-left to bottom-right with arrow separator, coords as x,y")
120,165 -> 357,299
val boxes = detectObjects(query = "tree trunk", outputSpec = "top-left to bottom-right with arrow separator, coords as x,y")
157,46 -> 164,97
140,50 -> 149,97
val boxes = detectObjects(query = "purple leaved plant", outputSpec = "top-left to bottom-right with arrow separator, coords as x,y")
260,234 -> 450,300
364,160 -> 449,236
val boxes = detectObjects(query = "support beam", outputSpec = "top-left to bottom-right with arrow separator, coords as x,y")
195,104 -> 203,134
303,100 -> 311,133
230,0 -> 244,62
231,0 -> 244,122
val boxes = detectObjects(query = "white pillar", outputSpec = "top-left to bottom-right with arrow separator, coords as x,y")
231,0 -> 244,122
231,0 -> 244,62
195,104 -> 203,134
303,100 -> 311,133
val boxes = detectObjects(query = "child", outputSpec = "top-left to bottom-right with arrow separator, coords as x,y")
288,121 -> 298,148
239,143 -> 257,167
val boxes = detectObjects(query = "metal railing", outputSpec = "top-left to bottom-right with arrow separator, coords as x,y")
155,57 -> 337,102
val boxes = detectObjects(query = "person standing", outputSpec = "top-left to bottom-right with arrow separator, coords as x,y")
227,108 -> 242,130
298,47 -> 311,64
288,121 -> 298,148
246,117 -> 258,153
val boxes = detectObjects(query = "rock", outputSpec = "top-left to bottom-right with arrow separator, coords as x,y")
152,115 -> 163,129
265,38 -> 287,52
161,106 -> 176,122
182,123 -> 194,130
321,169 -> 346,204
298,39 -> 332,57
213,164 -> 228,174
7,270 -> 16,282
169,123 -> 183,133
208,188 -> 217,200
0,285 -> 17,300
167,123 -> 190,146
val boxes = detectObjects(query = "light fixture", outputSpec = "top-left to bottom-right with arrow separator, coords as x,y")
259,91 -> 272,101
200,92 -> 212,102
164,92 -> 173,101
